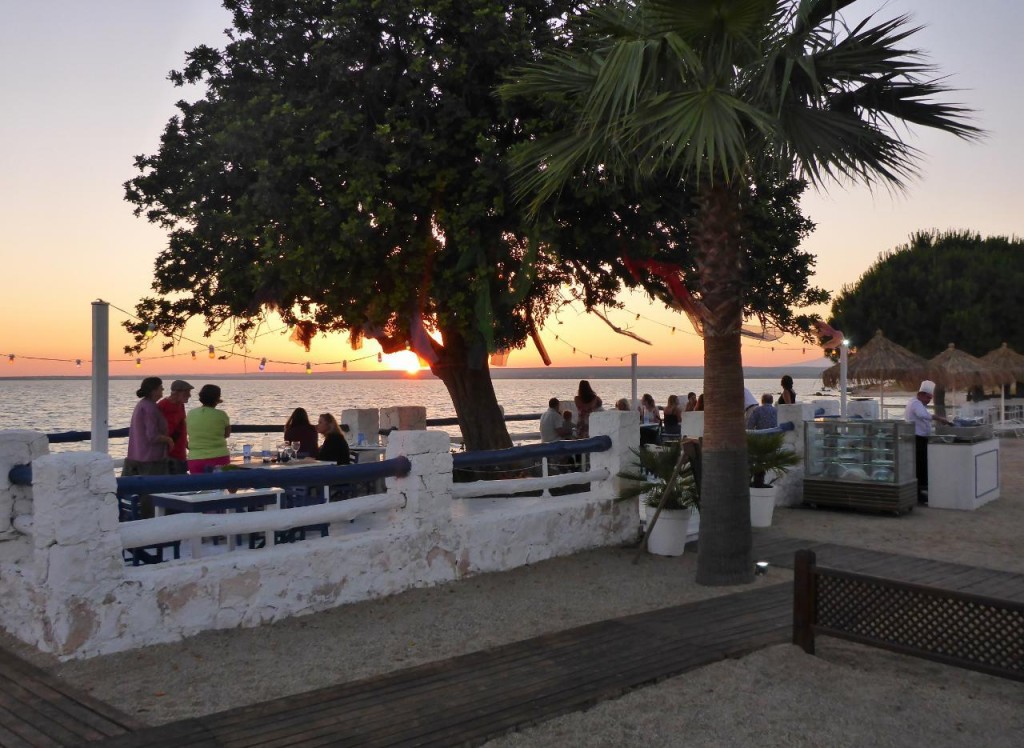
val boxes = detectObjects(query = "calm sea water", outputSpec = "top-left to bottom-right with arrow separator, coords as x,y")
0,375 -> 829,458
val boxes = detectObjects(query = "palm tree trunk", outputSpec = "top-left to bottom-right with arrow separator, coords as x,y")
693,183 -> 754,586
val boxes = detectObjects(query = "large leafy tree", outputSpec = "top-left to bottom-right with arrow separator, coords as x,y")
831,230 -> 1024,357
506,0 -> 979,584
125,0 -> 601,452
124,0 -> 823,452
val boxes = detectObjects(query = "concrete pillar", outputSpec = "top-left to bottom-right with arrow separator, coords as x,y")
340,408 -> 380,446
588,410 -> 640,503
380,406 -> 427,436
30,452 -> 125,656
775,404 -> 816,507
0,430 -> 49,538
385,430 -> 452,528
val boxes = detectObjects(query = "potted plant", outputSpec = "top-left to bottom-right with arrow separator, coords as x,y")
619,443 -> 700,556
747,432 -> 801,527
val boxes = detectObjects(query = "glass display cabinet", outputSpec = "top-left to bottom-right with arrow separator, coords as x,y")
804,420 -> 917,514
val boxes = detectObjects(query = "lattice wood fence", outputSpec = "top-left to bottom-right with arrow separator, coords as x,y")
793,549 -> 1024,682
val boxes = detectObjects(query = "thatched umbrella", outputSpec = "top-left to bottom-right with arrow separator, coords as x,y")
821,330 -> 928,412
927,343 -> 1013,415
980,343 -> 1024,421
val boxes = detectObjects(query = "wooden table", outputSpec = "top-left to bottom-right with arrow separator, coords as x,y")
150,488 -> 283,557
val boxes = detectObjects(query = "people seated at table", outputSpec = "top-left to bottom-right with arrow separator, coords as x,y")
187,384 -> 231,475
614,398 -> 631,411
639,393 -> 661,425
284,407 -> 319,458
540,397 -> 573,442
684,392 -> 699,412
316,412 -> 351,464
746,393 -> 779,430
662,394 -> 682,436
695,393 -> 705,411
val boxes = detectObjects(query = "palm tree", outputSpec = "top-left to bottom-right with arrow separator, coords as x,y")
504,0 -> 979,585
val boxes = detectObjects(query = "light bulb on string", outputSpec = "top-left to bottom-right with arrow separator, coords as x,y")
671,327 -> 676,335
75,359 -> 82,368
342,360 -> 347,371
377,352 -> 382,363
258,357 -> 267,372
208,345 -> 215,360
305,361 -> 312,374
7,354 -> 13,365
191,350 -> 196,360
135,357 -> 141,368
145,323 -> 156,339
635,313 -> 640,321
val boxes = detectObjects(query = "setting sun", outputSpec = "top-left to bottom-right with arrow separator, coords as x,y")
383,350 -> 426,374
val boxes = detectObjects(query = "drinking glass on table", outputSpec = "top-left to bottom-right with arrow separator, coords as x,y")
291,441 -> 303,459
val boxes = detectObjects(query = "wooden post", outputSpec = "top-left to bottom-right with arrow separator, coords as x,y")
793,549 -> 817,654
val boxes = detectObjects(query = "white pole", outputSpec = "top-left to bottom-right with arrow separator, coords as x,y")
839,341 -> 849,419
91,300 -> 109,454
630,353 -> 638,409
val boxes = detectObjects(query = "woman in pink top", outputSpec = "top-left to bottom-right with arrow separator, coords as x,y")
124,377 -> 174,477
573,380 -> 603,439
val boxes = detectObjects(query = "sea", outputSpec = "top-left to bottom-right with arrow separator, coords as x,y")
0,374 -> 835,459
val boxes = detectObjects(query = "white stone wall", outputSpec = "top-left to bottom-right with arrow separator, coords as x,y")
340,408 -> 381,446
0,430 -> 49,538
0,418 -> 637,660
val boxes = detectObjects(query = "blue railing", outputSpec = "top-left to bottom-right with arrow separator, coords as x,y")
9,458 -> 411,492
452,436 -> 611,468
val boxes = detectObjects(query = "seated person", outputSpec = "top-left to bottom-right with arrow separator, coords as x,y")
639,393 -> 661,425
684,392 -> 698,412
316,413 -> 351,464
284,407 -> 319,458
746,393 -> 779,430
614,398 -> 631,411
662,394 -> 682,435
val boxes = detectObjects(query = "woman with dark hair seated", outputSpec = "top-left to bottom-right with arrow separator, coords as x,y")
284,407 -> 319,458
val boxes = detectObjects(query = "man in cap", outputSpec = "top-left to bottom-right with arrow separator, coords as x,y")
904,380 -> 951,505
158,380 -> 194,474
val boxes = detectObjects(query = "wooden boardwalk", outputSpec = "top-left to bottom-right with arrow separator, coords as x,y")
2,537 -> 1022,746
0,647 -> 141,747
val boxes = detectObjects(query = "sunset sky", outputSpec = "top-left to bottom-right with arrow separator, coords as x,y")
2,1 -> 1021,377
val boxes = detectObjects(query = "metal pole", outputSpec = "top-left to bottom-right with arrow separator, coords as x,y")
91,300 -> 109,454
839,341 -> 849,420
630,353 -> 638,409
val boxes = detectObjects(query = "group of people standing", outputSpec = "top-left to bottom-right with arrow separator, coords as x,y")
124,377 -> 353,483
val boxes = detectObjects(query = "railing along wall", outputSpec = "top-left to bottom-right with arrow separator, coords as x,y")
793,549 -> 1024,682
0,412 -> 639,659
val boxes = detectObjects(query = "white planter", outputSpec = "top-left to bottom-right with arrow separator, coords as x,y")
647,507 -> 693,556
749,487 -> 776,528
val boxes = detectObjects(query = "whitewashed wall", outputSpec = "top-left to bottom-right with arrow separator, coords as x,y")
774,404 -> 813,507
0,411 -> 638,660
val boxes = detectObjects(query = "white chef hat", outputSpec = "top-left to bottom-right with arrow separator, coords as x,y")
918,380 -> 936,395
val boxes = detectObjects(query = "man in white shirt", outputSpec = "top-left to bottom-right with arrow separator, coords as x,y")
904,380 -> 950,505
539,398 -> 572,443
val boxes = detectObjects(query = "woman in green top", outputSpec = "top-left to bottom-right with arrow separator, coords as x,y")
186,384 -> 232,474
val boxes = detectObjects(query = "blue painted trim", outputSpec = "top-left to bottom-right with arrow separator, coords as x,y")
452,436 -> 611,468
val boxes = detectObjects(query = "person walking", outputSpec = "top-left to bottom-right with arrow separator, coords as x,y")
157,380 -> 193,474
904,380 -> 950,505
186,384 -> 232,474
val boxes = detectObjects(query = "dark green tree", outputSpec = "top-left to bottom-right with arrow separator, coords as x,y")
124,0 -> 825,452
505,0 -> 979,584
830,230 -> 1024,358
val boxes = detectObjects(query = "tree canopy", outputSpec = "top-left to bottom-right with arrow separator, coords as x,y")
830,230 -> 1024,357
125,0 -> 825,451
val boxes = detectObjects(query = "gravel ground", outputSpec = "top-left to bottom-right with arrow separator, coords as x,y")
2,439 -> 1020,743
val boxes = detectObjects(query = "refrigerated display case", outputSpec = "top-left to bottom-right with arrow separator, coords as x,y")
804,420 -> 917,514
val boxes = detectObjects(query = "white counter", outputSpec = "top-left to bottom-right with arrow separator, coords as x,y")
927,438 -> 1000,510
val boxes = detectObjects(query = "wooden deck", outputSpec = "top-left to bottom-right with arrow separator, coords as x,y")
2,536 -> 1022,746
0,647 -> 141,747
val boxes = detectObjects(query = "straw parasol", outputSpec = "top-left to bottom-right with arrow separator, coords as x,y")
822,330 -> 928,411
980,343 -> 1024,422
927,343 -> 1008,391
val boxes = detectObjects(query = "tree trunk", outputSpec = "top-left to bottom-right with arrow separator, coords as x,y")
693,183 -> 754,587
430,327 -> 513,452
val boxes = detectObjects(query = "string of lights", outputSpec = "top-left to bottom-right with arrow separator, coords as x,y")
4,297 -> 820,370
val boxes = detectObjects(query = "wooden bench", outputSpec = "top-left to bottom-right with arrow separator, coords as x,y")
793,549 -> 1024,682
